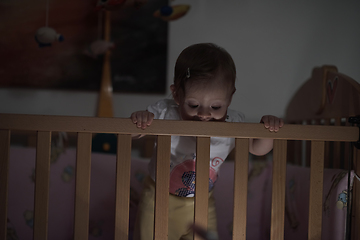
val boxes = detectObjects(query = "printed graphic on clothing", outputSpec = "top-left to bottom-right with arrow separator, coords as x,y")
169,159 -> 218,197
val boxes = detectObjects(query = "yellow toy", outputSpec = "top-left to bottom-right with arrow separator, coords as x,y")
153,4 -> 190,21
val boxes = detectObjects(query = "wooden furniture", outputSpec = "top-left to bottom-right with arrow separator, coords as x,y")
0,65 -> 359,240
285,65 -> 360,240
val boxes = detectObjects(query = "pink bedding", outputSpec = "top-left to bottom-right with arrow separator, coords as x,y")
7,147 -> 147,240
214,160 -> 353,240
7,147 -> 353,240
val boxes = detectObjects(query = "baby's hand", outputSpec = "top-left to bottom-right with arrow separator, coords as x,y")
260,115 -> 284,132
131,111 -> 154,129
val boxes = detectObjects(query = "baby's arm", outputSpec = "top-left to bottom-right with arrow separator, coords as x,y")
249,115 -> 284,156
130,110 -> 155,139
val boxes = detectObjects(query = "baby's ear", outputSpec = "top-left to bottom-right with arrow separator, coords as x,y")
170,85 -> 180,105
227,87 -> 236,106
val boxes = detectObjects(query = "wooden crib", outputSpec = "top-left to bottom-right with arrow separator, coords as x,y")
0,65 -> 359,240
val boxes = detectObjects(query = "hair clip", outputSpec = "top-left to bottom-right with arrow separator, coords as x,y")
186,68 -> 191,78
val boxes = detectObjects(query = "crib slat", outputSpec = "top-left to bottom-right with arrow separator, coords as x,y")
323,119 -> 331,169
352,147 -> 360,240
74,132 -> 92,240
114,134 -> 132,240
343,120 -> 351,170
33,131 -> 51,240
333,118 -> 341,168
289,121 -> 302,166
194,137 -> 210,240
232,138 -> 249,240
271,139 -> 287,240
0,130 -> 10,240
308,141 -> 325,240
305,121 -> 312,167
154,135 -> 171,239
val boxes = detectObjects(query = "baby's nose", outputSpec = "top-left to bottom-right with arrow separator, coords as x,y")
197,108 -> 211,120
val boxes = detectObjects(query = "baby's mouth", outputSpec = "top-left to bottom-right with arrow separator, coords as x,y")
193,117 -> 214,122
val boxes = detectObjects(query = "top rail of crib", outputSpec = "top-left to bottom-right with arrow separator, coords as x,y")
0,113 -> 358,142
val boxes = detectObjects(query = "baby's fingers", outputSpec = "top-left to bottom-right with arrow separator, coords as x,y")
260,115 -> 284,132
131,112 -> 138,123
142,112 -> 154,129
131,111 -> 154,129
271,117 -> 284,132
278,118 -> 284,128
131,112 -> 142,125
260,115 -> 270,129
136,112 -> 148,129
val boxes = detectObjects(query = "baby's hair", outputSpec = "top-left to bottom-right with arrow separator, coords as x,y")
173,43 -> 236,95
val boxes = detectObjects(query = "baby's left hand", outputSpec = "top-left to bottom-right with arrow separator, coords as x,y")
260,115 -> 284,132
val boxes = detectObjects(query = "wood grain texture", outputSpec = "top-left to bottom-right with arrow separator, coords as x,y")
194,137 -> 210,240
232,138 -> 249,240
154,135 -> 171,240
74,132 -> 92,240
271,139 -> 287,240
308,141 -> 325,240
333,118 -> 341,169
0,130 -> 10,240
115,134 -> 132,240
33,131 -> 51,240
0,113 -> 357,142
323,119 -> 331,169
343,119 -> 351,170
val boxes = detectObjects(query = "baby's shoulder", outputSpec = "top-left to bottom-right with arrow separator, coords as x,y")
226,109 -> 245,123
149,99 -> 177,111
147,99 -> 179,120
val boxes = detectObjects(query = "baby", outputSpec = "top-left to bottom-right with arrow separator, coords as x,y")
131,43 -> 283,240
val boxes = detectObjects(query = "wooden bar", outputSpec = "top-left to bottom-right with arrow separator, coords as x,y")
114,134 -> 132,240
333,118 -> 341,169
232,138 -> 249,240
0,114 -> 357,142
308,141 -> 325,240
0,130 -> 10,240
343,120 -> 351,170
323,119 -> 331,169
33,131 -> 51,240
306,140 -> 311,167
194,137 -> 210,240
296,121 -> 303,166
154,135 -> 171,240
0,111 -> 359,240
271,139 -> 287,240
306,121 -> 312,167
74,132 -> 92,240
352,147 -> 360,240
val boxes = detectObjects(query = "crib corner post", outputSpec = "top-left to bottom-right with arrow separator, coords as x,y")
348,116 -> 360,149
0,130 -> 11,240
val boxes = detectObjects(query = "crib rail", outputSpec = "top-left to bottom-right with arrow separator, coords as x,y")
0,113 -> 357,140
0,113 -> 358,240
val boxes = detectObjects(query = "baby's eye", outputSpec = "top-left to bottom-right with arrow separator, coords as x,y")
212,106 -> 221,110
189,104 -> 199,109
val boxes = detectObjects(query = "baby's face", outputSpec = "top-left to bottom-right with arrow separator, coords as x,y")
177,77 -> 233,122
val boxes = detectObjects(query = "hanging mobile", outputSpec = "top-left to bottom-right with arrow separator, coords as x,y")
35,0 -> 64,47
83,11 -> 115,59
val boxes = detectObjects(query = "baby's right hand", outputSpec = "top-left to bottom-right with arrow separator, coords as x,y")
130,111 -> 154,129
